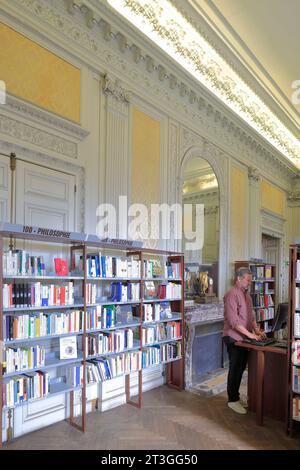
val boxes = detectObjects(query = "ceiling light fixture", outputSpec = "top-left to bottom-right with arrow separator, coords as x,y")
107,0 -> 300,167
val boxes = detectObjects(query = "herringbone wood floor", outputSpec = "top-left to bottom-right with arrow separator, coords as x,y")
3,386 -> 300,450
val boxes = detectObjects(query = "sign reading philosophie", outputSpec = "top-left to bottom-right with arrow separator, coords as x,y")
0,223 -> 143,247
0,222 -> 85,242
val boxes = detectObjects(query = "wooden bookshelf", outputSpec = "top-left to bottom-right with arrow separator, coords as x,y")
287,245 -> 300,435
234,261 -> 276,333
0,223 -> 184,446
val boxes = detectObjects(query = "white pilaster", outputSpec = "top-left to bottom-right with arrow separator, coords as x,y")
248,167 -> 262,259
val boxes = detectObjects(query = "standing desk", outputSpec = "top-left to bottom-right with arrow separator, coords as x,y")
235,341 -> 288,426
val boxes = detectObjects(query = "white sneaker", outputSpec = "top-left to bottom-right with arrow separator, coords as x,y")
239,399 -> 248,408
228,401 -> 247,414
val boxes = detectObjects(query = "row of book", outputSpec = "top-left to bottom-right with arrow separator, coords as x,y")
3,345 -> 46,375
2,371 -> 50,408
141,342 -> 182,368
86,329 -> 134,356
294,312 -> 300,337
3,310 -> 85,341
144,282 -> 181,300
65,365 -> 84,387
86,351 -> 142,382
3,282 -> 74,308
143,302 -> 173,322
292,341 -> 300,366
141,322 -> 181,345
295,287 -> 300,309
296,260 -> 300,280
108,281 -> 140,302
3,250 -> 46,277
3,304 -> 178,342
252,293 -> 274,308
293,366 -> 300,393
293,397 -> 300,419
250,265 -> 274,280
85,254 -> 141,278
265,283 -> 275,294
143,259 -> 182,279
85,254 -> 182,280
255,307 -> 274,322
3,250 -> 183,280
250,265 -> 265,279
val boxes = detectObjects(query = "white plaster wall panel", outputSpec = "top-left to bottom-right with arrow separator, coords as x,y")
13,394 -> 66,438
15,161 -> 75,230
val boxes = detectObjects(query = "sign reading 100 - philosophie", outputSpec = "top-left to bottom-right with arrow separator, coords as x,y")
22,225 -> 71,239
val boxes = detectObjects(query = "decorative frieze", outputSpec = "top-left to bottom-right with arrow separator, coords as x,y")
0,114 -> 77,159
5,95 -> 89,141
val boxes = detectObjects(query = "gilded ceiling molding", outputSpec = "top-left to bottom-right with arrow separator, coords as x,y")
107,0 -> 300,167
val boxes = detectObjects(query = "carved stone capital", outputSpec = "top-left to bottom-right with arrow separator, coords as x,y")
102,75 -> 130,103
248,166 -> 260,182
204,206 -> 218,215
288,191 -> 300,203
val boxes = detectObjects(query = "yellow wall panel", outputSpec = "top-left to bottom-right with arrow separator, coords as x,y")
0,22 -> 80,123
261,180 -> 285,216
231,166 -> 247,261
132,108 -> 160,206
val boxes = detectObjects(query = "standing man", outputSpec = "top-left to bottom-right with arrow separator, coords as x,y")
223,267 -> 266,414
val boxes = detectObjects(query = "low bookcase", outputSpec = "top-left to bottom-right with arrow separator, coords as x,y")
0,223 -> 184,445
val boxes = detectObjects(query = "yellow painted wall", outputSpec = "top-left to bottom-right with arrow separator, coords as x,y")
261,180 -> 285,216
0,22 -> 81,123
230,166 -> 247,261
132,108 -> 160,206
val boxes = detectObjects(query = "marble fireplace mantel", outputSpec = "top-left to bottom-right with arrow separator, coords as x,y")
184,302 -> 224,389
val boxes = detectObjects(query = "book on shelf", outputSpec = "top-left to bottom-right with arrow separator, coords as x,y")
54,258 -> 69,276
59,335 -> 77,360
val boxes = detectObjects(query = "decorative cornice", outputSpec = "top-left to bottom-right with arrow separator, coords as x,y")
0,114 -> 78,159
248,166 -> 260,182
5,94 -> 89,141
102,73 -> 131,103
183,190 -> 219,200
107,0 -> 300,167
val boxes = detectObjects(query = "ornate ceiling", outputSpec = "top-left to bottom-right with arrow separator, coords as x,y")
107,0 -> 300,168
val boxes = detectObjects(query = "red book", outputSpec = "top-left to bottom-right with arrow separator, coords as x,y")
54,258 -> 69,276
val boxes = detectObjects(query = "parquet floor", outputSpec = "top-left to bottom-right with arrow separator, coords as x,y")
3,386 -> 300,450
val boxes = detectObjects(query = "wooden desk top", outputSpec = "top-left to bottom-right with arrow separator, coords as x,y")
235,341 -> 287,356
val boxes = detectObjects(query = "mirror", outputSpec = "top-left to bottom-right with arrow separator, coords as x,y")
182,157 -> 219,299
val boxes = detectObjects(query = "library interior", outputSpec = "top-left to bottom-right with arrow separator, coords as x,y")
0,0 -> 300,452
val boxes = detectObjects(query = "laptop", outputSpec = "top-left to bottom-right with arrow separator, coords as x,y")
244,337 -> 277,347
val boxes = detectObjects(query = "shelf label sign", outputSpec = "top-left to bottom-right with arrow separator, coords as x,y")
22,225 -> 71,238
0,222 -> 85,241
